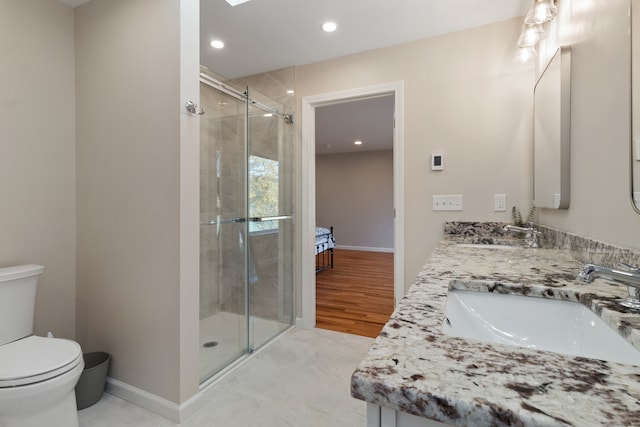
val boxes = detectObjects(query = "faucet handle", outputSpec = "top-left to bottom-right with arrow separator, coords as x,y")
577,264 -> 596,283
619,263 -> 640,274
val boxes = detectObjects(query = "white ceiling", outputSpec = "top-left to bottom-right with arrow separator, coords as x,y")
200,0 -> 531,79
200,0 -> 531,155
315,96 -> 395,155
60,0 -> 532,154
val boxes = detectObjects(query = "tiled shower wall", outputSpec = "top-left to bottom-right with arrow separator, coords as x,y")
199,67 -> 295,321
200,81 -> 247,318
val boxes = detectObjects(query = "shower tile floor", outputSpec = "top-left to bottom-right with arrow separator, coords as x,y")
78,327 -> 374,427
199,311 -> 289,381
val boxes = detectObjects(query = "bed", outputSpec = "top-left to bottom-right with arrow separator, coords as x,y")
315,226 -> 335,272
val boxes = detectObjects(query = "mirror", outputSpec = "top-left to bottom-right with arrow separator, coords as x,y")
632,0 -> 640,211
534,46 -> 572,210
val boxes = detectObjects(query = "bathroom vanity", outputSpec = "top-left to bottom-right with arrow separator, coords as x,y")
351,222 -> 640,427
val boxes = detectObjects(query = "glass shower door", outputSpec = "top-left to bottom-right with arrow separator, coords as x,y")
199,77 -> 294,385
246,88 -> 294,351
199,81 -> 248,382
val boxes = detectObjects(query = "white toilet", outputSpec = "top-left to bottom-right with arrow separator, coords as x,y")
0,265 -> 84,427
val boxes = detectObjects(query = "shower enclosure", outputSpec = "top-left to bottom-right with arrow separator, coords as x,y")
199,72 -> 294,384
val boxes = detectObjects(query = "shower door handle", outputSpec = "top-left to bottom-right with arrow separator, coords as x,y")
248,215 -> 293,222
201,215 -> 292,225
200,218 -> 246,225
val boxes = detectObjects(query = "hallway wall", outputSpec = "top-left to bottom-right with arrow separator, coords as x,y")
316,150 -> 394,251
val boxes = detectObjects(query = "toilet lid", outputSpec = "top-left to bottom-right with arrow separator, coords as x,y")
0,335 -> 83,387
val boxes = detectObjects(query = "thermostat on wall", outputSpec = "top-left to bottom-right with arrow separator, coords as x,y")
431,152 -> 444,171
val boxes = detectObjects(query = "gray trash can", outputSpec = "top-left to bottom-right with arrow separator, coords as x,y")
75,352 -> 111,410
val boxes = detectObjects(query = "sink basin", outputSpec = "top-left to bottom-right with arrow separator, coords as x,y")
456,243 -> 517,250
442,289 -> 640,366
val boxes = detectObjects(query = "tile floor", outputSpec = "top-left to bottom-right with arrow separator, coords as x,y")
78,328 -> 374,426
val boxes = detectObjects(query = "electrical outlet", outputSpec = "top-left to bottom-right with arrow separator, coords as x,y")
494,194 -> 506,212
433,195 -> 463,211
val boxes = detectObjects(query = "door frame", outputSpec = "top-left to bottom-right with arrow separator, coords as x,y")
300,81 -> 405,329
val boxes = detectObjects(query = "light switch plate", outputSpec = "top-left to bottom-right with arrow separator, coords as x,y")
433,195 -> 463,211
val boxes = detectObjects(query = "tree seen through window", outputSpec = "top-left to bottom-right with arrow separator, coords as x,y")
249,155 -> 279,232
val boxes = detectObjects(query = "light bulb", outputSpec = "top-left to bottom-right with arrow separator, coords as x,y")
533,0 -> 557,24
518,24 -> 545,47
513,46 -> 537,64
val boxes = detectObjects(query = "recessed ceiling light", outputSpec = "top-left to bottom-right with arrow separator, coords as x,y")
287,90 -> 295,95
210,40 -> 225,49
263,113 -> 273,117
354,140 -> 363,145
225,0 -> 251,6
322,22 -> 337,32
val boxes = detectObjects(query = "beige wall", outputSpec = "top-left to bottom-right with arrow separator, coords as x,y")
75,0 -> 188,404
535,0 -> 640,247
296,17 -> 534,293
0,0 -> 76,339
316,150 -> 394,250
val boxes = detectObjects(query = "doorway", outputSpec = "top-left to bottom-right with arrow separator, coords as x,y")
301,81 -> 405,330
314,96 -> 395,337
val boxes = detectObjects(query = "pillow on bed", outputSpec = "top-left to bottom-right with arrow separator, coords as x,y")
315,227 -> 331,236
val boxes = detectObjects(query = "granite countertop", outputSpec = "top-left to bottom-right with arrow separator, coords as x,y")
351,231 -> 640,426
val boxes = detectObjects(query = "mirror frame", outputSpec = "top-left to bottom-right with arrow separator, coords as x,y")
631,0 -> 640,213
534,46 -> 572,210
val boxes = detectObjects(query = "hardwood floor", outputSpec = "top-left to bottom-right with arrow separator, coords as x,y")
316,249 -> 394,338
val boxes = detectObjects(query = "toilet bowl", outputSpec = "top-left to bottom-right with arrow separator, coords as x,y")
0,265 -> 84,427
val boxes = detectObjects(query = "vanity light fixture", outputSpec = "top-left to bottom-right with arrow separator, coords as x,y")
513,46 -> 537,64
322,21 -> 337,33
526,0 -> 558,25
354,140 -> 363,145
513,0 -> 557,63
210,40 -> 225,49
517,24 -> 545,47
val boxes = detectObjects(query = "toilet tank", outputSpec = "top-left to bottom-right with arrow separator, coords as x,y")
0,265 -> 44,346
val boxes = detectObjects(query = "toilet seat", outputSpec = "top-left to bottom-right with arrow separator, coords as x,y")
0,336 -> 83,387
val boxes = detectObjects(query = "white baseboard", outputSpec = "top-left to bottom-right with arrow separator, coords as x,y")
105,377 -> 204,423
337,245 -> 394,253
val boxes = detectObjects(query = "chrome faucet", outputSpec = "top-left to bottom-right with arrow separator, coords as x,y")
504,224 -> 539,248
577,263 -> 640,309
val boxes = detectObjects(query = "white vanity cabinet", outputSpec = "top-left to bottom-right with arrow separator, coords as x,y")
367,404 -> 452,427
